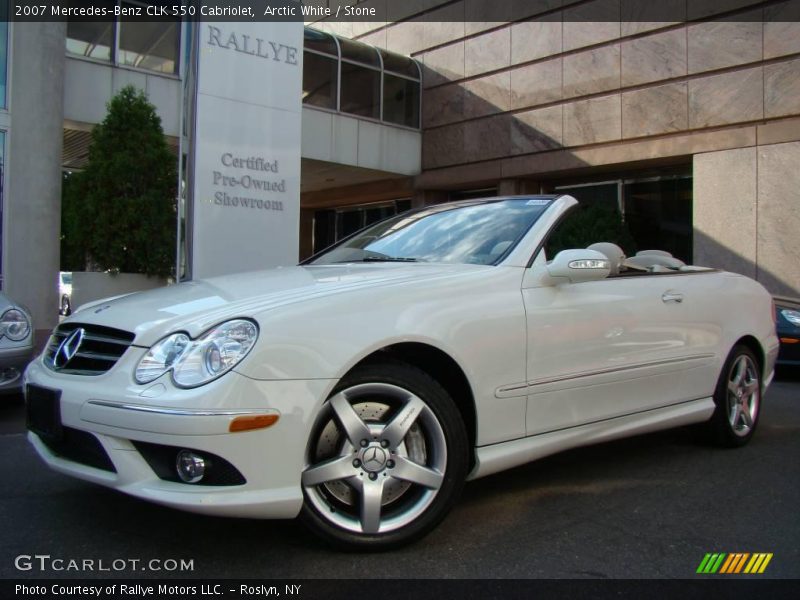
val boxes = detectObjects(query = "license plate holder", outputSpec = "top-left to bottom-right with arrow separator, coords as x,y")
26,384 -> 63,442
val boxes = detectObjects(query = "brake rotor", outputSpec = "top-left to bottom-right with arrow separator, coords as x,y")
314,401 -> 427,507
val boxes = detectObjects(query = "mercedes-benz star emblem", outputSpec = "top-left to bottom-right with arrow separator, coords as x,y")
361,446 -> 388,472
54,328 -> 85,369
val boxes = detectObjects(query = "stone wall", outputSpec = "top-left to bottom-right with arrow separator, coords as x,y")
308,0 -> 800,294
694,142 -> 800,296
309,0 -> 800,183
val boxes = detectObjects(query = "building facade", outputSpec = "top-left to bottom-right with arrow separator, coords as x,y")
1,0 -> 799,345
309,0 -> 800,300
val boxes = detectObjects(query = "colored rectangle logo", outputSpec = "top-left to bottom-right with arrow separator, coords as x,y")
697,553 -> 773,574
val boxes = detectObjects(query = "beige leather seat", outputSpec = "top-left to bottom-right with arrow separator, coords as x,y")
587,242 -> 626,276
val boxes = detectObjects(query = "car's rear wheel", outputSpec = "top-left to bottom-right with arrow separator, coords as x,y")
706,345 -> 761,447
300,360 -> 468,549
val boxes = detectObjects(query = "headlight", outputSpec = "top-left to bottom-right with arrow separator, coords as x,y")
135,319 -> 258,388
780,309 -> 800,327
0,308 -> 31,342
134,332 -> 191,384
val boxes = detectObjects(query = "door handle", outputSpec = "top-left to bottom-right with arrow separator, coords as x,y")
662,291 -> 684,303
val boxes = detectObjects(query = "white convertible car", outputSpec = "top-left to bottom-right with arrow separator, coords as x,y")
24,195 -> 778,548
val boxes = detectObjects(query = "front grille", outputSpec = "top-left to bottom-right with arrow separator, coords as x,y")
44,323 -> 135,375
38,427 -> 117,473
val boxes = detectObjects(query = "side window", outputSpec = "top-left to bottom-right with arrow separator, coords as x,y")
543,204 -> 636,261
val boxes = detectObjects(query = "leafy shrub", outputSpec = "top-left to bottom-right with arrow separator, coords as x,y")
61,86 -> 176,277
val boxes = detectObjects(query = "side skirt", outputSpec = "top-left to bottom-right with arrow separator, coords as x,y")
468,397 -> 715,480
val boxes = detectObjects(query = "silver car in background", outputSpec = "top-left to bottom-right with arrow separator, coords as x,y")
0,291 -> 34,396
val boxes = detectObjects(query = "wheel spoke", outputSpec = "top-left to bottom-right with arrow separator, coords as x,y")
741,406 -> 754,428
730,403 -> 742,429
329,392 -> 372,446
728,380 -> 739,397
360,479 -> 385,534
743,380 -> 759,398
391,456 -> 444,490
302,455 -> 354,487
732,356 -> 747,385
381,395 -> 426,449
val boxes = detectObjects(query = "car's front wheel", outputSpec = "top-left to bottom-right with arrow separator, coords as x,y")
706,345 -> 762,447
300,360 -> 468,549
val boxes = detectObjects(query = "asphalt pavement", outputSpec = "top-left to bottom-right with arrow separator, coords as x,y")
1,370 -> 798,580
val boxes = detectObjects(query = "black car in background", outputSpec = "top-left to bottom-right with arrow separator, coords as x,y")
775,296 -> 800,367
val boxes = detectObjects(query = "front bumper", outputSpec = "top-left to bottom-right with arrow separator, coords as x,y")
0,344 -> 34,395
24,353 -> 336,519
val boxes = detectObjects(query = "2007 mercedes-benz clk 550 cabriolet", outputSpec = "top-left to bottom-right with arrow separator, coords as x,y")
24,195 -> 779,548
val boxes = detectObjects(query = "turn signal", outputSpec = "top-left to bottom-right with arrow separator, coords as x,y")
229,414 -> 279,432
780,337 -> 799,344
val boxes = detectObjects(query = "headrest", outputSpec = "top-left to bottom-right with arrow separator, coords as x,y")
624,254 -> 686,271
587,242 -> 626,276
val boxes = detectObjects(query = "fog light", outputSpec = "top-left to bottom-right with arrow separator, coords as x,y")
0,367 -> 20,384
176,450 -> 205,483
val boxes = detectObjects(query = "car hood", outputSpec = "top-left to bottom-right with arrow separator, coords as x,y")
65,264 -> 483,346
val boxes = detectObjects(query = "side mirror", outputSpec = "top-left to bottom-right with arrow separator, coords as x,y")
545,249 -> 611,284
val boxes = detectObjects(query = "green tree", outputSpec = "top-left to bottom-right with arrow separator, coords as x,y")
62,85 -> 177,277
545,203 -> 637,258
60,170 -> 87,271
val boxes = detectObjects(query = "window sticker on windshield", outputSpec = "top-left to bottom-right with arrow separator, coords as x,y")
526,199 -> 550,205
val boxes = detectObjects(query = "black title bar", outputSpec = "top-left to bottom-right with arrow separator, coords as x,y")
5,579 -> 800,600
6,0 -> 800,23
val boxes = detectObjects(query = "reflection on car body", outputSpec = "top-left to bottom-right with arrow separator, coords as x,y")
59,271 -> 72,316
1,291 -> 34,396
774,296 -> 800,367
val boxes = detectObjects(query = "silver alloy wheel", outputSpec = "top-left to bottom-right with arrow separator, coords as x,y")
726,354 -> 760,437
302,382 -> 447,535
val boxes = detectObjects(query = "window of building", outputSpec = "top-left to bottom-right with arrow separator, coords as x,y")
303,28 -> 338,110
383,73 -> 420,128
554,172 -> 693,263
340,62 -> 380,119
304,27 -> 338,56
303,51 -> 337,110
380,51 -> 419,79
119,10 -> 180,74
623,176 -> 693,262
65,2 -> 180,75
0,2 -> 8,108
339,38 -> 380,67
313,199 -> 412,255
0,130 -> 5,289
66,21 -> 114,61
302,27 -> 421,130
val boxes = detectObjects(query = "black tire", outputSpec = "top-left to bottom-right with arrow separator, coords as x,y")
300,359 -> 469,550
705,345 -> 762,447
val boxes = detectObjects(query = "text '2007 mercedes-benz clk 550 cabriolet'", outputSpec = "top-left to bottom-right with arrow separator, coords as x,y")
24,195 -> 779,549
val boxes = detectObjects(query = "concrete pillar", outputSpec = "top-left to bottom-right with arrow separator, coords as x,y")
4,22 -> 66,345
299,208 -> 314,261
498,179 -> 542,196
498,179 -> 521,196
693,148 -> 757,279
412,189 -> 448,207
756,142 -> 800,297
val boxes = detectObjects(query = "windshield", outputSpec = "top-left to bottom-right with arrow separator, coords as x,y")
309,198 -> 553,266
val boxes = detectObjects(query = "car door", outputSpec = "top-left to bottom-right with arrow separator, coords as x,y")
520,258 -> 719,436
